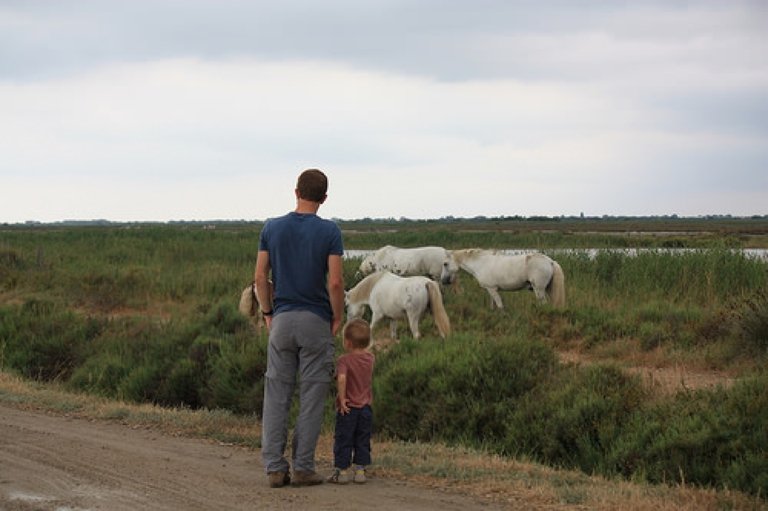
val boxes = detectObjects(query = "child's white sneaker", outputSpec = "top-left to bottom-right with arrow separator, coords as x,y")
353,466 -> 367,484
327,468 -> 350,484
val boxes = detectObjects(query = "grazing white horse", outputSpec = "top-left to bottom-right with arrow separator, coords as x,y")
451,249 -> 566,309
356,245 -> 459,285
346,271 -> 451,340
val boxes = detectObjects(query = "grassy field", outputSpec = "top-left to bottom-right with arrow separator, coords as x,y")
1,217 -> 767,503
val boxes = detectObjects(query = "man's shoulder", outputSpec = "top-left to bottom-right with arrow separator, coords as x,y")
265,212 -> 292,224
262,213 -> 289,230
313,215 -> 341,230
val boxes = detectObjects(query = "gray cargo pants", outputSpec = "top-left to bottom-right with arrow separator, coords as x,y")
261,310 -> 335,474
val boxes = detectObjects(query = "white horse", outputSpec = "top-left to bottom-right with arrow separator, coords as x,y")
356,245 -> 459,285
346,271 -> 451,340
451,249 -> 566,309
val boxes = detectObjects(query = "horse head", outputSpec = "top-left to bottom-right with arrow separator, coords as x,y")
345,272 -> 384,320
356,253 -> 378,279
346,294 -> 367,320
440,252 -> 460,285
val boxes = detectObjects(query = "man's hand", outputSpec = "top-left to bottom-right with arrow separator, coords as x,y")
331,317 -> 343,336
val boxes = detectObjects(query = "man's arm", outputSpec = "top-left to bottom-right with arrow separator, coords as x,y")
254,250 -> 273,327
327,254 -> 345,336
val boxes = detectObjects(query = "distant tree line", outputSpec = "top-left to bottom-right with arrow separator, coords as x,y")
4,213 -> 767,228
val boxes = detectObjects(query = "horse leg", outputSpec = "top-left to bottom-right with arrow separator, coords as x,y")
369,311 -> 383,343
531,272 -> 551,304
533,285 -> 548,304
406,311 -> 421,340
486,287 -> 504,309
389,319 -> 398,340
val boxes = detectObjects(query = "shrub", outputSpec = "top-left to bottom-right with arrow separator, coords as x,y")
68,352 -> 133,397
200,301 -> 249,336
0,300 -> 101,381
375,334 -> 557,447
506,364 -> 646,472
118,363 -> 167,403
202,333 -> 267,415
156,358 -> 204,408
734,289 -> 768,354
607,372 -> 768,494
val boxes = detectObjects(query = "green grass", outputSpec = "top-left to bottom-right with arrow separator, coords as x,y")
1,222 -> 767,498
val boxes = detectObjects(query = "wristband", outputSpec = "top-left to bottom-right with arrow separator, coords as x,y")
261,309 -> 273,317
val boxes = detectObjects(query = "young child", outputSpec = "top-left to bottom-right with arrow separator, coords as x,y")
328,318 -> 375,484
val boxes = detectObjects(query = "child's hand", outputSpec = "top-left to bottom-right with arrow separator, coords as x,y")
335,396 -> 349,414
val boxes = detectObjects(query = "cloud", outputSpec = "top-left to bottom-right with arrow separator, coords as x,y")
0,1 -> 766,222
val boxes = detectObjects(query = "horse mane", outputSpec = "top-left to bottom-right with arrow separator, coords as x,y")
347,271 -> 387,302
376,245 -> 397,256
451,248 -> 486,264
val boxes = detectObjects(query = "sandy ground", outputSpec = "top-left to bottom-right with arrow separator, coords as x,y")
0,404 -> 508,511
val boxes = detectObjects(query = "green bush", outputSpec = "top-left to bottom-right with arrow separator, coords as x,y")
375,334 -> 556,447
0,300 -> 102,381
118,363 -> 166,403
506,364 -> 646,472
201,332 -> 268,415
62,307 -> 265,411
68,352 -> 133,397
607,372 -> 768,494
156,358 -> 205,408
734,290 -> 768,354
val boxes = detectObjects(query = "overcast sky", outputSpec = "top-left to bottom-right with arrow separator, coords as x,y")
1,1 -> 766,223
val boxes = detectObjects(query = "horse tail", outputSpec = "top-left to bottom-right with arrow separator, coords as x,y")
547,261 -> 566,308
426,280 -> 451,338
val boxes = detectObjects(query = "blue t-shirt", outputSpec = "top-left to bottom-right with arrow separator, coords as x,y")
258,212 -> 344,321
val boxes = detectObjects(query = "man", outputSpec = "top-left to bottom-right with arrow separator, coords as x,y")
254,169 -> 345,488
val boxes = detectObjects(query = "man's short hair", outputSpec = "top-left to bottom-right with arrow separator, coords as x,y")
296,169 -> 328,203
343,318 -> 371,349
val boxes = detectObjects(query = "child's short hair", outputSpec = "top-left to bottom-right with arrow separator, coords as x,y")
343,318 -> 371,349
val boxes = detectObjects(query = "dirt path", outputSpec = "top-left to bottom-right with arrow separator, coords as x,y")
0,404 -> 509,511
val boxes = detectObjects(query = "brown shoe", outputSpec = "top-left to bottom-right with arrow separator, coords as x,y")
291,470 -> 324,487
267,471 -> 290,488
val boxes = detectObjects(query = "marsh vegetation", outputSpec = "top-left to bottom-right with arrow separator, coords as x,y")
1,218 -> 767,501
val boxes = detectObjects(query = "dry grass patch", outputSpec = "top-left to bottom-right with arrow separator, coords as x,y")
0,371 -> 261,448
557,344 -> 737,397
